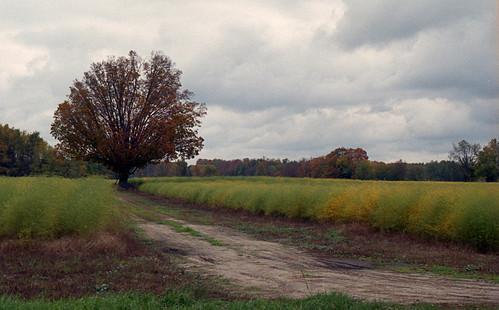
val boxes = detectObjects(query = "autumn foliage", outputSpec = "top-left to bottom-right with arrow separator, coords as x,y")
51,51 -> 206,187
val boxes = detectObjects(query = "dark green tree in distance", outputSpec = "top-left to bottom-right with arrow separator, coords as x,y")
449,140 -> 481,181
0,123 -> 108,178
425,160 -> 465,182
476,138 -> 499,182
0,124 -> 47,176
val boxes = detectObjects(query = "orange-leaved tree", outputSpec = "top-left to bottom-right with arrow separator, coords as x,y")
51,51 -> 206,188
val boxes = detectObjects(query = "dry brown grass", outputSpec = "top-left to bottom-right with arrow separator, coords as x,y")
41,233 -> 130,256
0,230 -> 230,300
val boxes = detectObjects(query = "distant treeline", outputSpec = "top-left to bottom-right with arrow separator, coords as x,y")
0,124 -> 109,178
2,123 -> 497,182
134,149 -> 465,181
136,140 -> 498,182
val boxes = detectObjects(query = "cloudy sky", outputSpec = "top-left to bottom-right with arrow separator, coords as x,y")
1,1 -> 497,163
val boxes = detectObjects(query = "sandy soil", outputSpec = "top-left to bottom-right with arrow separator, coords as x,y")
119,195 -> 499,306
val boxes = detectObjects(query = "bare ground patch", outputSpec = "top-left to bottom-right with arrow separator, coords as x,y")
119,193 -> 499,306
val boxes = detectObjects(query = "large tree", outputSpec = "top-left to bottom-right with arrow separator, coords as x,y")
51,51 -> 206,188
449,140 -> 480,181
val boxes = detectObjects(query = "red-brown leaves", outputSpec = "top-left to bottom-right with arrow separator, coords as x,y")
51,51 -> 206,185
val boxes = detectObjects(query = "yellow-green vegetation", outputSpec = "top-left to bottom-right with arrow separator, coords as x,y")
0,177 -> 124,239
130,177 -> 499,252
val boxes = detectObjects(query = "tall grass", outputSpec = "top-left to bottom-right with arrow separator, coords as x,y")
130,177 -> 499,252
0,177 -> 124,239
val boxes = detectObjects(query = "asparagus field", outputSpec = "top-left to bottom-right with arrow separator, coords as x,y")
0,177 -> 123,238
130,177 -> 499,252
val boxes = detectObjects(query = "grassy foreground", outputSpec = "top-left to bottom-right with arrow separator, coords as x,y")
0,177 -> 124,239
0,291 -> 445,310
130,177 -> 499,252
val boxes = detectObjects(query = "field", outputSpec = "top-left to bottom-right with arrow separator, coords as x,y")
0,177 -> 124,239
130,177 -> 499,252
1,176 -> 498,308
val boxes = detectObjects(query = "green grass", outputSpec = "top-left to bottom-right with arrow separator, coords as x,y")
203,237 -> 226,246
0,290 -> 445,310
130,177 -> 499,252
158,219 -> 202,236
0,177 -> 124,238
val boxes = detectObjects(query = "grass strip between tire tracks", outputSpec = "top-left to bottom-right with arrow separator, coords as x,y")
122,201 -> 227,246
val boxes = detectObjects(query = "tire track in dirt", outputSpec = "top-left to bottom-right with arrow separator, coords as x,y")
119,194 -> 499,306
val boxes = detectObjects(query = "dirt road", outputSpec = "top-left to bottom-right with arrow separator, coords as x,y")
119,194 -> 499,306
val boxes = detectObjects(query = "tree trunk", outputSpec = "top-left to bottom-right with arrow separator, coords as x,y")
118,172 -> 129,189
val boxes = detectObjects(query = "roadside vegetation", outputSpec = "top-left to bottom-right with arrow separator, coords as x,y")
130,177 -> 499,252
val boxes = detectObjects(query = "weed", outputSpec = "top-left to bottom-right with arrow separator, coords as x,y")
324,229 -> 347,243
464,264 -> 480,272
430,265 -> 457,276
94,283 -> 111,294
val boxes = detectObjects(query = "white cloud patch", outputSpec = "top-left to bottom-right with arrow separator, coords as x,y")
393,98 -> 471,140
0,32 -> 49,90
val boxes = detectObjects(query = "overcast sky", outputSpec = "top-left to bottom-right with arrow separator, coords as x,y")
1,1 -> 497,163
